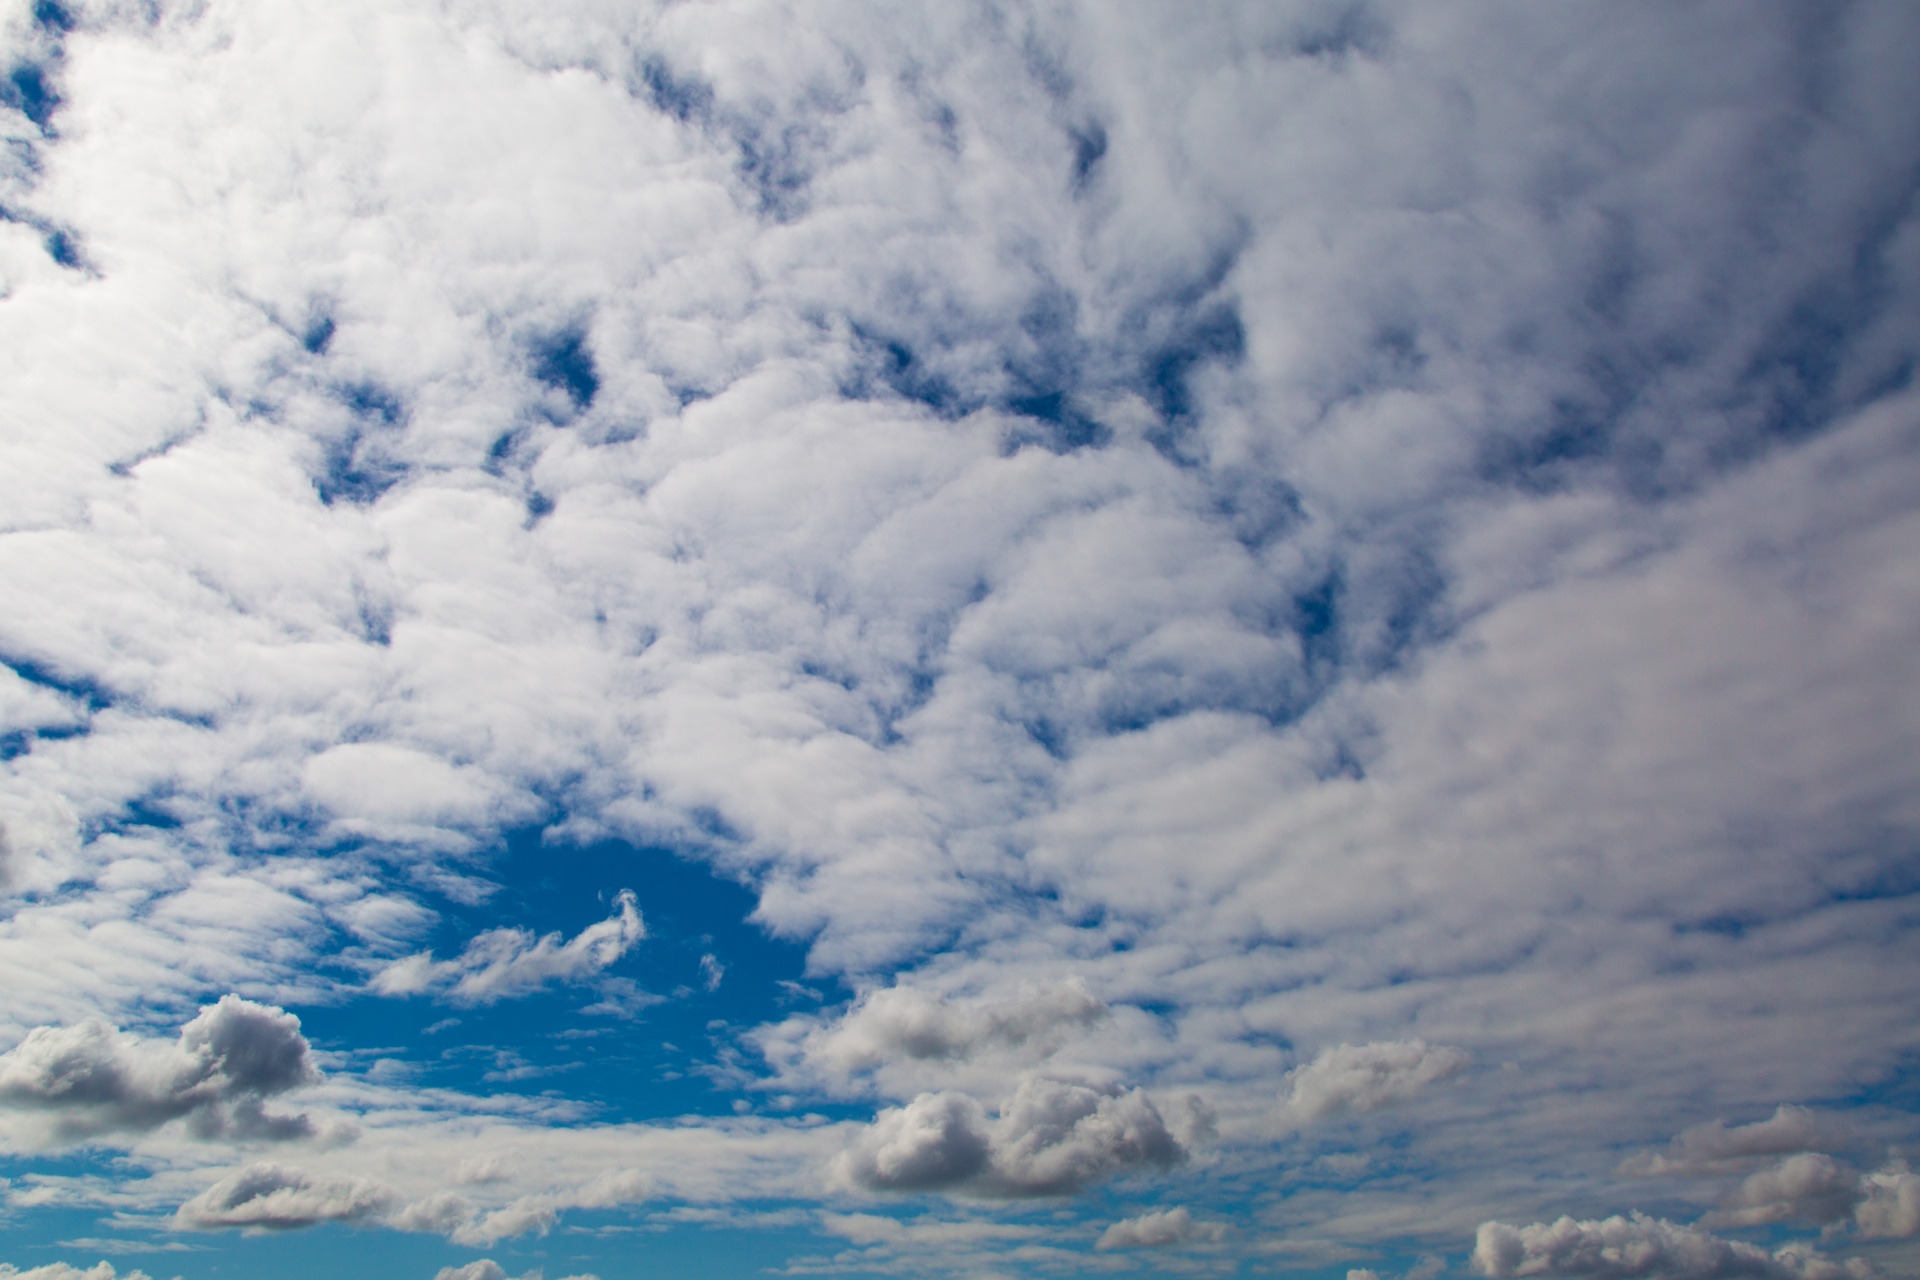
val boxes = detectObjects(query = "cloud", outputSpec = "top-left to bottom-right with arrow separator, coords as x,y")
1472,1214 -> 1874,1280
0,996 -> 318,1146
371,891 -> 643,1004
837,1076 -> 1185,1197
1707,1154 -> 1862,1228
1854,1165 -> 1920,1239
1283,1041 -> 1470,1122
0,0 -> 1917,1273
174,1162 -> 395,1232
1621,1107 -> 1851,1177
432,1263 -> 597,1280
0,1266 -> 153,1280
790,979 -> 1108,1082
1096,1205 -> 1225,1250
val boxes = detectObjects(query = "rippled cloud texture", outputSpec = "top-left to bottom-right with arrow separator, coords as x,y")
2,1 -> 1919,1277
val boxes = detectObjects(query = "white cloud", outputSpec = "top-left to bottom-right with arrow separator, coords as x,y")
371,890 -> 642,1004
1283,1041 -> 1469,1122
1096,1205 -> 1224,1250
1472,1214 -> 1873,1280
0,1266 -> 153,1280
760,978 -> 1110,1098
174,1161 -> 395,1231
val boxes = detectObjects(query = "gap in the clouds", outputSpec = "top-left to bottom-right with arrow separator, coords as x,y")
0,652 -> 111,714
528,326 -> 600,413
303,834 -> 849,1122
3,61 -> 59,133
1068,120 -> 1107,195
301,314 -> 335,356
313,386 -> 408,508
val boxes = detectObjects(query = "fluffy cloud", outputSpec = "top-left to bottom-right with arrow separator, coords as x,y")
0,1267 -> 152,1280
1853,1166 -> 1920,1239
1709,1154 -> 1863,1228
1282,1041 -> 1469,1122
0,996 -> 318,1147
1095,1205 -> 1224,1250
1472,1214 -> 1873,1280
759,978 -> 1112,1098
174,1162 -> 396,1231
371,891 -> 643,1004
837,1076 -> 1185,1197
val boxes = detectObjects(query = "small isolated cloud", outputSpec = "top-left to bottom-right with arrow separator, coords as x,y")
1284,1041 -> 1470,1122
699,954 -> 725,992
1472,1213 -> 1874,1280
0,1266 -> 153,1280
371,890 -> 643,1004
1096,1205 -> 1225,1250
837,1076 -> 1184,1197
0,996 -> 319,1147
175,1163 -> 395,1232
1620,1107 -> 1850,1178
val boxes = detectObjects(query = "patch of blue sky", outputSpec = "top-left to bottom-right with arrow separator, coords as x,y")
297,833 -> 845,1123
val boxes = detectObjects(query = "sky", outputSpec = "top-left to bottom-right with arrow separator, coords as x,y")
1,1 -> 1919,1278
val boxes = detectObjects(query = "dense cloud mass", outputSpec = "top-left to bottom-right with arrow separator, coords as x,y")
837,1076 -> 1186,1197
0,996 -> 318,1147
0,0 -> 1916,1274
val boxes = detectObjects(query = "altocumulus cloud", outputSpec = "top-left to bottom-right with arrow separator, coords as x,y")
0,0 -> 1917,1275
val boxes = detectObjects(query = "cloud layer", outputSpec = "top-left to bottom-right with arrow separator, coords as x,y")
0,0 -> 1915,1275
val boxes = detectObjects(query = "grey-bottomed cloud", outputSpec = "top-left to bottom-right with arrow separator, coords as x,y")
175,1162 -> 395,1231
1472,1214 -> 1874,1280
0,996 -> 319,1146
838,1076 -> 1186,1197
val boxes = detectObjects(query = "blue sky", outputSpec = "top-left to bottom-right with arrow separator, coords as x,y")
2,2 -> 1920,1278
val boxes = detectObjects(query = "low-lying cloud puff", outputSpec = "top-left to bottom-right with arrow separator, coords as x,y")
1096,1205 -> 1225,1250
372,890 -> 642,1004
431,1262 -> 595,1280
174,1162 -> 395,1232
0,996 -> 318,1146
1620,1106 -> 1852,1177
837,1076 -> 1185,1197
0,1266 -> 154,1280
1283,1041 -> 1469,1121
1472,1214 -> 1873,1280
